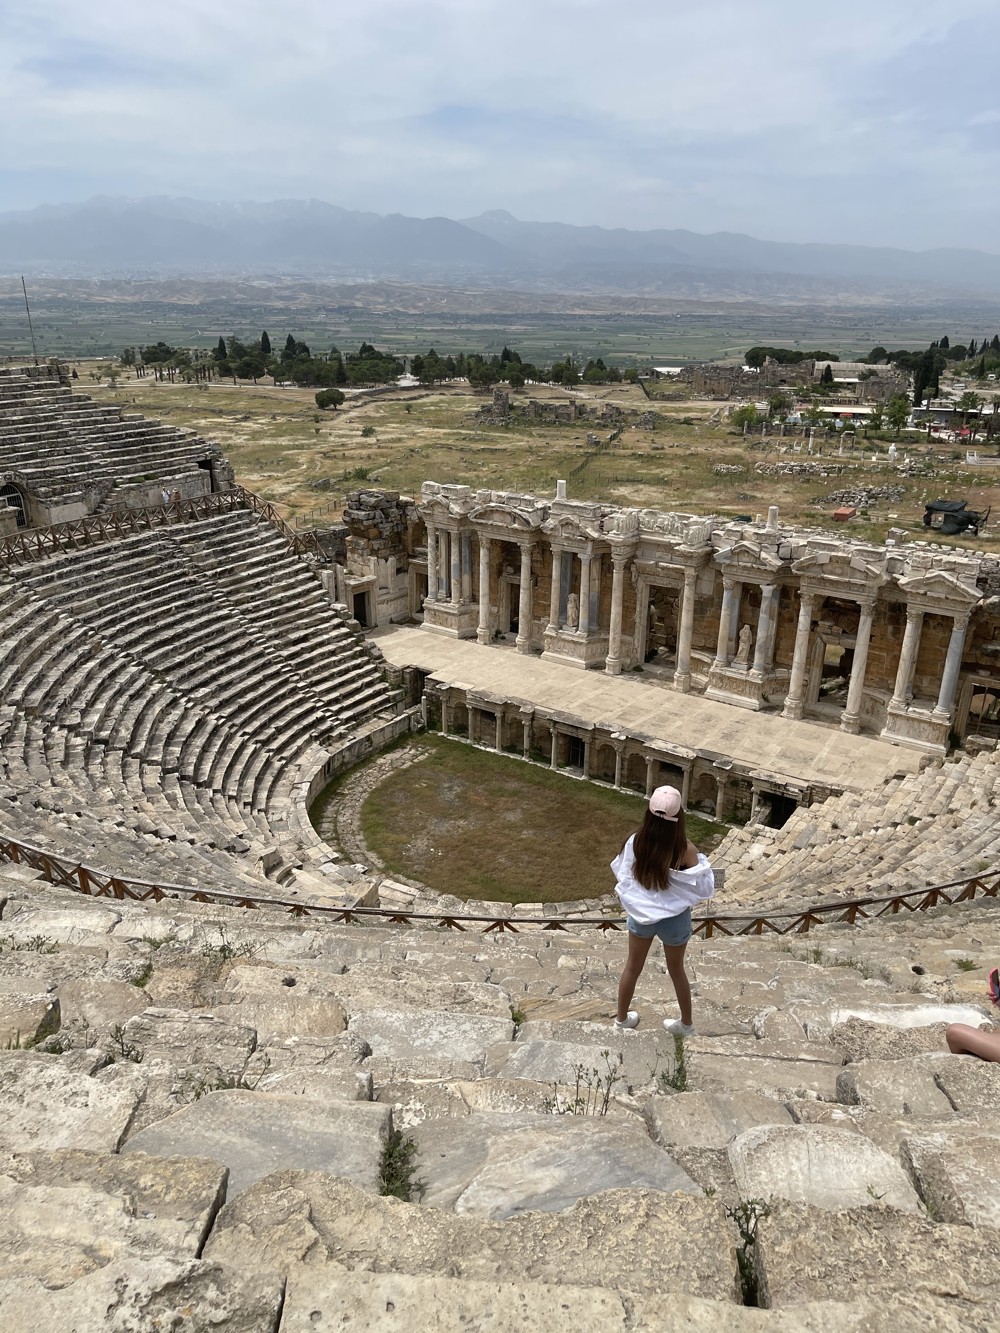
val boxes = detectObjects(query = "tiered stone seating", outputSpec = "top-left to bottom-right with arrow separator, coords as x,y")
0,363 -> 222,507
714,746 -> 1000,912
1,864 -> 998,1327
0,511 -> 402,897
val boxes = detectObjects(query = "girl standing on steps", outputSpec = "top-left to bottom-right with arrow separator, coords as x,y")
612,786 -> 715,1035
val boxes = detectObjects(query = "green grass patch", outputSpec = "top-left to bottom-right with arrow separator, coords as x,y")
356,733 -> 726,904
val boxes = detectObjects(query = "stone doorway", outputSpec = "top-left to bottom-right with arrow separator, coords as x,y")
0,483 -> 27,528
805,599 -> 859,716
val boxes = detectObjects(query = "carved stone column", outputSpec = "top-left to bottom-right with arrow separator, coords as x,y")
674,567 -> 698,693
713,577 -> 740,669
782,591 -> 817,720
644,756 -> 656,797
426,520 -> 438,601
550,726 -> 559,769
440,697 -> 449,736
495,709 -> 503,751
841,597 -> 875,734
516,542 -> 533,653
450,530 -> 461,606
751,583 -> 780,677
890,606 -> 924,707
578,553 -> 592,635
477,537 -> 491,644
934,613 -> 970,718
613,742 -> 624,789
605,552 -> 629,676
461,531 -> 473,603
548,545 -> 563,632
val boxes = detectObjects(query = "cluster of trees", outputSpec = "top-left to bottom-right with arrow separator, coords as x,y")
744,346 -> 840,368
120,334 -> 641,392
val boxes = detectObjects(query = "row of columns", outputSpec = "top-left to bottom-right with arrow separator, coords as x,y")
890,606 -> 970,717
429,526 -> 974,732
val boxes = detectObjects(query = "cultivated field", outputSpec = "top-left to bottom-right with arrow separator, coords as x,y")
76,363 -> 1000,547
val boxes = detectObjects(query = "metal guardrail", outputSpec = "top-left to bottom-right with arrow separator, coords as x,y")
2,834 -> 997,938
0,487 -> 326,569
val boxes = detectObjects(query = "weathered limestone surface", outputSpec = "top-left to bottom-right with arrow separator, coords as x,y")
413,1112 -> 699,1217
204,1170 -> 739,1302
0,1052 -> 143,1153
728,1124 -> 921,1212
277,1270 -> 965,1332
123,1090 -> 391,1196
647,1091 -> 795,1150
0,1257 -> 283,1333
902,1131 -> 1000,1228
0,1149 -> 227,1285
0,979 -> 60,1047
755,1200 -> 1000,1312
348,1008 -> 515,1064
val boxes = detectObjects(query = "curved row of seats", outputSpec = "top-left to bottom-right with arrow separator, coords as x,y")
714,746 -> 1000,910
0,363 -> 221,506
0,509 -> 402,895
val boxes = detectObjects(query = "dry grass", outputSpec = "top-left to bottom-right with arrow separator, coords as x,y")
74,365 -> 1000,548
355,733 -> 726,904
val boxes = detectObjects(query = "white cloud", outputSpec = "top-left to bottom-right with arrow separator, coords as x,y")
1,0 -> 998,247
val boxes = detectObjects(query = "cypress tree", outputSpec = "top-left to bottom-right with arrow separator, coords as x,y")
215,336 -> 227,360
260,330 -> 271,357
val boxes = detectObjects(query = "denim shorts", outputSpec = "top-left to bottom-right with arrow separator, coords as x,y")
626,908 -> 692,947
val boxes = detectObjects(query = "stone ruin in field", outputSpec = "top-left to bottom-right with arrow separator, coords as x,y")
2,362 -> 1000,1329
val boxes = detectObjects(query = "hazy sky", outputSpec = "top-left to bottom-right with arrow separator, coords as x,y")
3,0 -> 999,250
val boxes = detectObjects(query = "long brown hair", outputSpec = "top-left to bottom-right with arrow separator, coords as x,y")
629,808 -> 688,891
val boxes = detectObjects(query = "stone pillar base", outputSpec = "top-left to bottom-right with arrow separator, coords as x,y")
839,711 -> 862,735
672,671 -> 692,694
879,704 -> 949,754
705,665 -> 771,711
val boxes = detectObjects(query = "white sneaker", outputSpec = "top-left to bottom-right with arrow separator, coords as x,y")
614,1011 -> 640,1030
663,1018 -> 695,1037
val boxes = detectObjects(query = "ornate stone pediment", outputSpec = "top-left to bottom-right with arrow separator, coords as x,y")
541,514 -> 603,544
896,569 -> 981,609
792,550 -> 886,597
715,541 -> 784,575
469,504 -> 542,532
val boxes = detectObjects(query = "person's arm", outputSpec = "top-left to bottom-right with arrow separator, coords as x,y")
678,839 -> 699,869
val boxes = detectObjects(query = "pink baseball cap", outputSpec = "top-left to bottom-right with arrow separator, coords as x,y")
649,785 -> 682,820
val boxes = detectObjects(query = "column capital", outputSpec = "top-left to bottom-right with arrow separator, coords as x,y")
857,594 -> 877,616
722,574 -> 738,593
905,604 -> 924,624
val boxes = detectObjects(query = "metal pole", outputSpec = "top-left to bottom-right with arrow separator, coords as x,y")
21,276 -> 39,365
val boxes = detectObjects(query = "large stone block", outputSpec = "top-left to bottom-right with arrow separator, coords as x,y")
728,1124 -> 921,1213
647,1091 -> 794,1150
413,1112 -> 699,1218
204,1170 -> 739,1302
500,1037 -> 659,1092
0,979 -> 60,1047
836,1055 -> 955,1117
0,1256 -> 282,1333
755,1200 -> 1000,1312
903,1131 -> 1000,1227
123,1089 -> 391,1196
122,1008 -> 258,1074
0,1148 -> 227,1285
0,1051 -> 143,1153
348,1008 -> 514,1065
55,976 -> 148,1031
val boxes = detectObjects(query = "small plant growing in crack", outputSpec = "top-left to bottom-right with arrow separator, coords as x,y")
954,958 -> 978,972
378,1128 -> 424,1200
107,1024 -> 143,1063
199,926 -> 264,964
659,1034 -> 689,1093
0,934 -> 58,954
727,1198 -> 771,1306
130,961 -> 153,988
544,1050 -> 625,1116
510,1005 -> 527,1030
188,1053 -> 272,1100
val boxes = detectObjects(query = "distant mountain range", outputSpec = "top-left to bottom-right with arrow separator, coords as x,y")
2,196 -> 1000,297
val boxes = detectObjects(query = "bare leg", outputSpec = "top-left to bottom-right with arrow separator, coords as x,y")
617,931 -> 655,1021
946,1023 -> 1000,1061
663,941 -> 693,1028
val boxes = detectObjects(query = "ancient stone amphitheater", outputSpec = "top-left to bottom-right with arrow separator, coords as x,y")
2,362 -> 1000,1331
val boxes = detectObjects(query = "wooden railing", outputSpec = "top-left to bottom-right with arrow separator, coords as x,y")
0,486 -> 327,569
1,833 -> 997,937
